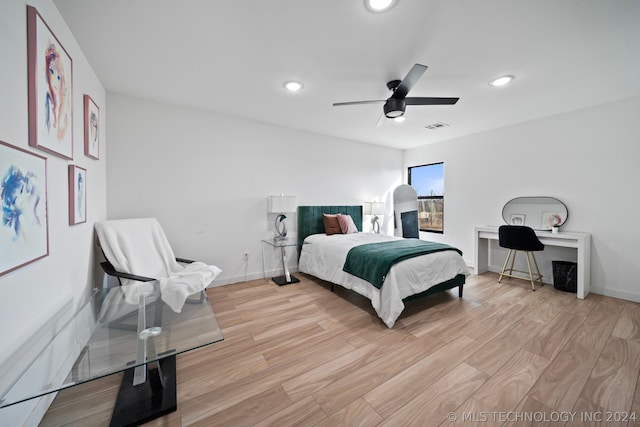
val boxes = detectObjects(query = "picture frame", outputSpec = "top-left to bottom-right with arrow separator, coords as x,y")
84,95 -> 99,160
27,5 -> 73,160
0,140 -> 49,276
541,211 -> 563,230
68,165 -> 87,225
509,214 -> 526,225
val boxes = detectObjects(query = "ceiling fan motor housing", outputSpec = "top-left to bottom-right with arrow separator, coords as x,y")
384,98 -> 406,118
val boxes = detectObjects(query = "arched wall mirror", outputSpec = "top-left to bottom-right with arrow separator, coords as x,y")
502,196 -> 569,230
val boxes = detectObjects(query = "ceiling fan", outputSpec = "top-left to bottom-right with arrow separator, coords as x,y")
333,64 -> 459,123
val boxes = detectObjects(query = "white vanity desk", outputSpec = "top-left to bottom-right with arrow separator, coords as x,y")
474,226 -> 591,299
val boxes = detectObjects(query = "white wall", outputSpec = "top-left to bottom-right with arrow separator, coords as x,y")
106,93 -> 403,284
0,0 -> 106,424
404,95 -> 640,301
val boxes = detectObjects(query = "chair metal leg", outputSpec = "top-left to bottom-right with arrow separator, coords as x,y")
499,249 -> 544,291
531,252 -> 544,287
498,249 -> 513,283
525,251 -> 536,291
508,250 -> 517,276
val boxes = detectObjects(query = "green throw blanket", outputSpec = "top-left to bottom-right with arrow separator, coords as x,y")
342,239 -> 462,289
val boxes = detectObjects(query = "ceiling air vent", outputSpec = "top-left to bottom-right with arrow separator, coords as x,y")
425,122 -> 449,130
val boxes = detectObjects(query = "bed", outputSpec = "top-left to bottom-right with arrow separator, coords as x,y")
297,205 -> 470,328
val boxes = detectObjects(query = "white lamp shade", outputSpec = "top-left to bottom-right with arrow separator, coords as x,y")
267,195 -> 296,213
363,201 -> 385,215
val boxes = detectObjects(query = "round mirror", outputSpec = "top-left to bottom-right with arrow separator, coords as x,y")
502,196 -> 568,230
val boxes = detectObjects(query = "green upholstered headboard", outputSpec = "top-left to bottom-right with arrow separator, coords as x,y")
297,205 -> 363,251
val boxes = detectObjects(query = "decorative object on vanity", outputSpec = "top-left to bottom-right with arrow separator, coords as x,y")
498,225 -> 544,291
267,194 -> 296,241
393,184 -> 419,238
0,140 -> 49,276
68,165 -> 86,225
501,196 -> 568,230
27,5 -> 73,160
363,201 -> 385,233
84,95 -> 99,159
332,63 -> 459,124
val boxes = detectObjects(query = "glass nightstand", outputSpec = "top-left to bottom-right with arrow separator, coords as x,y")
261,238 -> 300,285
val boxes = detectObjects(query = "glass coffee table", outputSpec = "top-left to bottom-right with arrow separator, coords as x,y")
0,281 -> 223,426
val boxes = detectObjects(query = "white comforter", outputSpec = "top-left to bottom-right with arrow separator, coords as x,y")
298,233 -> 470,328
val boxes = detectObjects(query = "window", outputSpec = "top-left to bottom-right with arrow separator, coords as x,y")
408,162 -> 444,233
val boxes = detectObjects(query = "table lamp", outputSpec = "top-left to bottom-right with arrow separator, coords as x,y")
363,201 -> 385,233
267,195 -> 296,240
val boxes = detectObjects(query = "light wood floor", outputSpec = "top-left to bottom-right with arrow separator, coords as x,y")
40,273 -> 640,426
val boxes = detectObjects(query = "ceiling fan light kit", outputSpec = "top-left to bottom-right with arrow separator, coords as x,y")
333,63 -> 459,123
384,98 -> 406,118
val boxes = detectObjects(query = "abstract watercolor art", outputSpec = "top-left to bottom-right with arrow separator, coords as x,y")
27,5 -> 73,160
84,95 -> 99,160
69,165 -> 86,225
0,141 -> 49,276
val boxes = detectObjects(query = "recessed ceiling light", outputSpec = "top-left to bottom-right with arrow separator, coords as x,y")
284,81 -> 303,92
364,0 -> 396,13
489,75 -> 514,87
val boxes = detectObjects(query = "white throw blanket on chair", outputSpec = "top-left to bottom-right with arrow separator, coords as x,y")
95,218 -> 221,312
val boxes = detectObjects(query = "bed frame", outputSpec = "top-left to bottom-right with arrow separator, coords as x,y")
296,205 -> 465,300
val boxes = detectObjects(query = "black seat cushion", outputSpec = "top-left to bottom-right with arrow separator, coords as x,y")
498,225 -> 544,251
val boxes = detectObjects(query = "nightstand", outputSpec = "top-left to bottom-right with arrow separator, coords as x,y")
261,238 -> 300,285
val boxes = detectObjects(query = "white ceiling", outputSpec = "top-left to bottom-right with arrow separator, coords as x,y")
53,0 -> 640,150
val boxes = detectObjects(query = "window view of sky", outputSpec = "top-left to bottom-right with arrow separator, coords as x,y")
410,163 -> 443,196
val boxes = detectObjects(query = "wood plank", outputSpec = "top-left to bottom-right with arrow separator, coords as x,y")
377,363 -> 488,426
581,336 -> 640,412
312,398 -> 383,427
465,317 -> 543,376
312,333 -> 448,416
363,336 -> 478,418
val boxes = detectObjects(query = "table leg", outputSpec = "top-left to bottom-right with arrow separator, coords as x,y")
475,234 -> 489,274
110,355 -> 177,427
272,246 -> 300,286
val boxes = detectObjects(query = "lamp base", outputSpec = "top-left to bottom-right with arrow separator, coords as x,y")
372,216 -> 380,234
272,275 -> 300,286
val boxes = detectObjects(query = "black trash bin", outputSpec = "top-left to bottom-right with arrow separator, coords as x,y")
553,261 -> 577,293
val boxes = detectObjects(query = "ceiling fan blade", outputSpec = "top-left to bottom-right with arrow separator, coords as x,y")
405,97 -> 459,105
392,64 -> 428,99
333,100 -> 385,107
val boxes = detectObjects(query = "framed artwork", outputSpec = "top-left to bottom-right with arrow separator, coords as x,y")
27,5 -> 73,160
541,212 -> 563,230
68,165 -> 87,225
0,140 -> 49,276
84,95 -> 99,160
509,214 -> 526,225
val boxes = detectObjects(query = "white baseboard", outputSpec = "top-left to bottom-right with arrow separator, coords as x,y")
209,267 -> 300,287
589,285 -> 640,303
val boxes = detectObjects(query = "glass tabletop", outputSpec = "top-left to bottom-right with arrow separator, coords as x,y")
0,282 -> 223,408
262,237 -> 297,247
